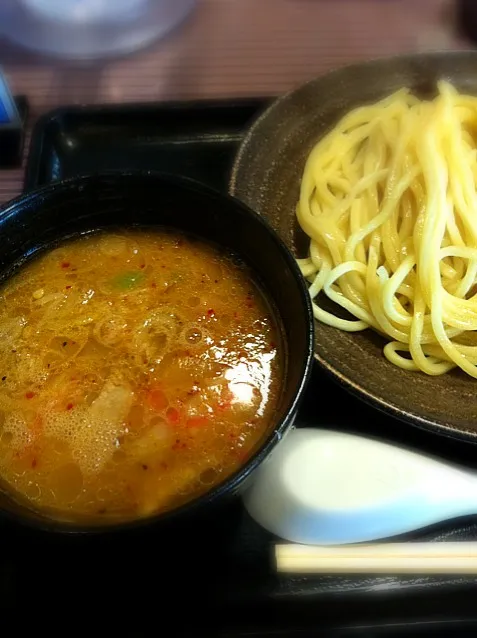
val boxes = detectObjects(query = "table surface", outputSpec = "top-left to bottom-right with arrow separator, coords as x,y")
0,0 -> 468,202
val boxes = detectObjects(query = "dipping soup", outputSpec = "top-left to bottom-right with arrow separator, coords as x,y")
0,230 -> 284,521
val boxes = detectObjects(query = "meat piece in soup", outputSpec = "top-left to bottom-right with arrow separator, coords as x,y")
0,230 -> 284,521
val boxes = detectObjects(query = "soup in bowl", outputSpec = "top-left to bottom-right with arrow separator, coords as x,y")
0,173 -> 313,531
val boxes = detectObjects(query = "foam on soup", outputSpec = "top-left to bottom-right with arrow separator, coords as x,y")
0,230 -> 284,521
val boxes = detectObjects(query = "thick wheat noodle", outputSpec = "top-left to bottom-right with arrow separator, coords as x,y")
297,81 -> 477,377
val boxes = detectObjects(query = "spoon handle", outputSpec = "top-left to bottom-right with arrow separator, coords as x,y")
307,467 -> 477,545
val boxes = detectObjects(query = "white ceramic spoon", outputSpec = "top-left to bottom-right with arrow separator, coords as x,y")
243,428 -> 477,545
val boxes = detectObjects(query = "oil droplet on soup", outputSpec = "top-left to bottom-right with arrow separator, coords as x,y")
0,231 -> 284,521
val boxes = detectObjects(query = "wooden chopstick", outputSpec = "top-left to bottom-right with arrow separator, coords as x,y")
275,543 -> 477,574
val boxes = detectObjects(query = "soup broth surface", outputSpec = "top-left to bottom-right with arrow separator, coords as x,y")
0,230 -> 283,521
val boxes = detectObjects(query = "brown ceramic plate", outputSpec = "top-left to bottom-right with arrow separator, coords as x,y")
230,51 -> 477,442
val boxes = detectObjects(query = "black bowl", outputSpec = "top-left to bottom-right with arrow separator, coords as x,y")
0,172 -> 314,534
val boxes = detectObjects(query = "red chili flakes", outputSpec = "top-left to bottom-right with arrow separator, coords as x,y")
218,389 -> 234,411
66,403 -> 74,411
61,262 -> 70,269
166,407 -> 180,424
25,391 -> 35,399
245,295 -> 253,308
140,264 -> 145,269
31,458 -> 37,469
151,282 -> 157,289
207,309 -> 215,318
65,285 -> 72,290
147,388 -> 168,412
186,416 -> 208,428
237,449 -> 249,461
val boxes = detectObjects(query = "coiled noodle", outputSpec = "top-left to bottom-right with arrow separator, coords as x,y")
297,81 -> 477,377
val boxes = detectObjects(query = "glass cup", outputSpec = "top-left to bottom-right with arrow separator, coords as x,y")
0,0 -> 196,59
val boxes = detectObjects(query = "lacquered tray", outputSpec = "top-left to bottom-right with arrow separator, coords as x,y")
14,98 -> 477,634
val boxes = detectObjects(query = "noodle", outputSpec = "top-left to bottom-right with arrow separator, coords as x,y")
297,81 -> 477,378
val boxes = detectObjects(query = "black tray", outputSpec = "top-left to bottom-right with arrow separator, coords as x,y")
25,98 -> 268,193
16,99 -> 477,634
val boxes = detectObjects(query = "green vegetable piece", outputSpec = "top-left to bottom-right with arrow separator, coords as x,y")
111,271 -> 145,291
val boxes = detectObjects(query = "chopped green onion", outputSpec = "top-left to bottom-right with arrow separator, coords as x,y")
111,271 -> 145,291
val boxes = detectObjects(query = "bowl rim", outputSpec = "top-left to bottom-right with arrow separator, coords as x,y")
0,170 -> 315,533
229,50 -> 477,444
230,50 -> 477,199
